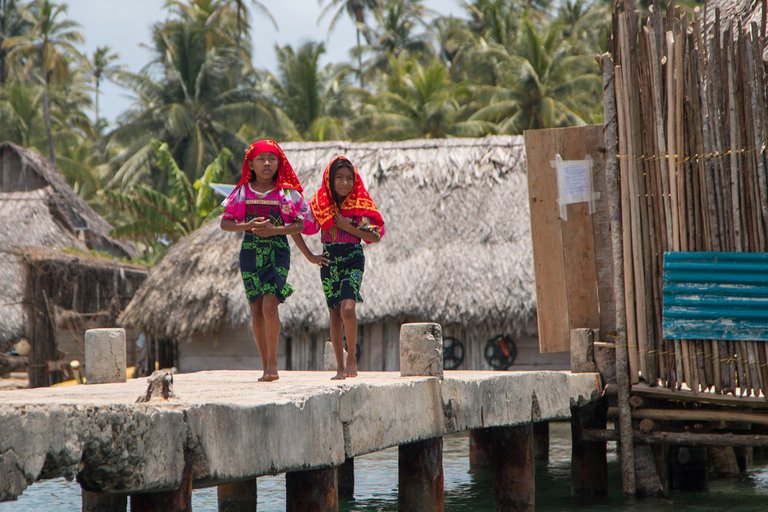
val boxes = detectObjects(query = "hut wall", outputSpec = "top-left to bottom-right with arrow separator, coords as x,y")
177,326 -> 290,373
0,148 -> 46,192
0,253 -> 27,351
23,250 -> 147,387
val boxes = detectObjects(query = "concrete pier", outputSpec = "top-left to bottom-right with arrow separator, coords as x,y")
0,370 -> 600,501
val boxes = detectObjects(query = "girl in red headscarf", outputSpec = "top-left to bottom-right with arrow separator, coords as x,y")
220,140 -> 311,382
294,156 -> 385,379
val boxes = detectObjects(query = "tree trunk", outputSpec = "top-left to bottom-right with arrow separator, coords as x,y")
43,72 -> 56,164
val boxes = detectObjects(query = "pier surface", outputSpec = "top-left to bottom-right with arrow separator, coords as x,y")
0,370 -> 600,501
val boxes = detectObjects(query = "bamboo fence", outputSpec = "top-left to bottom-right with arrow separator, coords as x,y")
608,3 -> 768,397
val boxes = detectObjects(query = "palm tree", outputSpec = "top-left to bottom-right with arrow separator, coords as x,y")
468,17 -> 602,132
0,81 -> 44,146
269,41 -> 354,141
362,0 -> 434,78
90,45 -> 123,133
106,6 -> 265,188
2,0 -> 84,163
318,0 -> 379,87
104,141 -> 231,262
353,54 -> 491,140
0,0 -> 31,85
224,0 -> 276,80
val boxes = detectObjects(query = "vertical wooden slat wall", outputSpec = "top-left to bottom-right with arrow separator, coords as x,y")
611,4 -> 768,395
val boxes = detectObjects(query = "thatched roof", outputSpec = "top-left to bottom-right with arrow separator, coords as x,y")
119,136 -> 536,340
705,0 -> 768,57
0,142 -> 137,345
0,142 -> 135,258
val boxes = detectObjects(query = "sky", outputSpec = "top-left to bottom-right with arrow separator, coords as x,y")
66,0 -> 466,125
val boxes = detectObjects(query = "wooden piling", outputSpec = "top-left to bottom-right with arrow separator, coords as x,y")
398,438 -> 444,512
668,446 -> 708,491
469,429 -> 494,468
130,454 -> 193,512
602,52 -> 636,496
286,466 -> 338,512
570,400 -> 607,496
338,457 -> 355,500
492,424 -> 535,512
217,479 -> 257,512
81,492 -> 126,512
533,422 -> 549,462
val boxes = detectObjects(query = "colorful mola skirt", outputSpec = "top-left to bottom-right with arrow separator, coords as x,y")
239,233 -> 293,303
321,242 -> 365,310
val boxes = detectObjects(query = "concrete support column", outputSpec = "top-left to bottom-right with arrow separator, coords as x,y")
469,429 -> 493,468
84,328 -> 126,384
217,479 -> 257,511
286,466 -> 338,512
81,492 -> 126,512
398,438 -> 444,512
533,421 -> 549,462
491,425 -> 535,512
570,400 -> 607,496
338,457 -> 354,500
82,328 -> 128,512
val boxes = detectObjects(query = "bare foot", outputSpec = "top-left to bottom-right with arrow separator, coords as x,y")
267,371 -> 280,381
345,359 -> 358,378
331,371 -> 346,380
258,372 -> 270,382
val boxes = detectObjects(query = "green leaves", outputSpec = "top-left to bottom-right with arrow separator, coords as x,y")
104,141 -> 232,261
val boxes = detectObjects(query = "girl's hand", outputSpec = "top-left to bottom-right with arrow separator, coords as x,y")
334,214 -> 353,232
250,218 -> 275,237
307,253 -> 330,267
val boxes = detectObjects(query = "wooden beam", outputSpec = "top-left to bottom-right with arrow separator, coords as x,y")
583,429 -> 768,447
631,382 -> 768,409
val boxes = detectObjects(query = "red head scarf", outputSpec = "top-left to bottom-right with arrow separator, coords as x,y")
309,156 -> 384,233
238,139 -> 302,193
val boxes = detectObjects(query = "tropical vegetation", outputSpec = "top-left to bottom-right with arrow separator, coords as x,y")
0,0 -> 673,263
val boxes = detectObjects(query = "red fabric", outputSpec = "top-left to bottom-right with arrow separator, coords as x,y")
238,140 -> 302,193
309,156 -> 384,233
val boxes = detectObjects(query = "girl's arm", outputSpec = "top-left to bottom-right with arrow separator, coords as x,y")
291,234 -> 330,266
250,219 -> 304,237
220,217 -> 261,232
333,214 -> 381,244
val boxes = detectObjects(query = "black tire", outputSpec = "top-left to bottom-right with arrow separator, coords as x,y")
484,335 -> 517,370
443,336 -> 465,370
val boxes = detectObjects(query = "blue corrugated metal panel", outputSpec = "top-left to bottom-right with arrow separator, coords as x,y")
662,252 -> 768,341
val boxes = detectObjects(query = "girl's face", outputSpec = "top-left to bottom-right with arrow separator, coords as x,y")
332,165 -> 354,198
249,151 -> 279,183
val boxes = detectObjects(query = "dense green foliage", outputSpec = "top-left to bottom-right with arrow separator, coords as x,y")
0,0 -> 634,262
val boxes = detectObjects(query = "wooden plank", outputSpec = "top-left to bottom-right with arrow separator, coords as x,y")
560,126 -> 602,333
524,129 -> 570,352
589,127 -> 617,339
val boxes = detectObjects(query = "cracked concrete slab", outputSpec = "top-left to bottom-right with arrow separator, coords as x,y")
0,370 -> 600,501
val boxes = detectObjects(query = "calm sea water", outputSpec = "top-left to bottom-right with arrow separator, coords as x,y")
3,422 -> 768,511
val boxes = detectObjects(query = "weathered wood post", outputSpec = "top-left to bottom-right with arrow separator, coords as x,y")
570,399 -> 607,496
570,328 -> 607,497
217,479 -> 257,511
82,328 -> 128,512
469,429 -> 494,468
338,457 -> 355,499
285,466 -> 338,512
398,322 -> 444,512
130,454 -> 193,512
533,422 -> 549,462
324,341 -> 355,500
668,446 -> 708,491
491,424 -> 535,512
